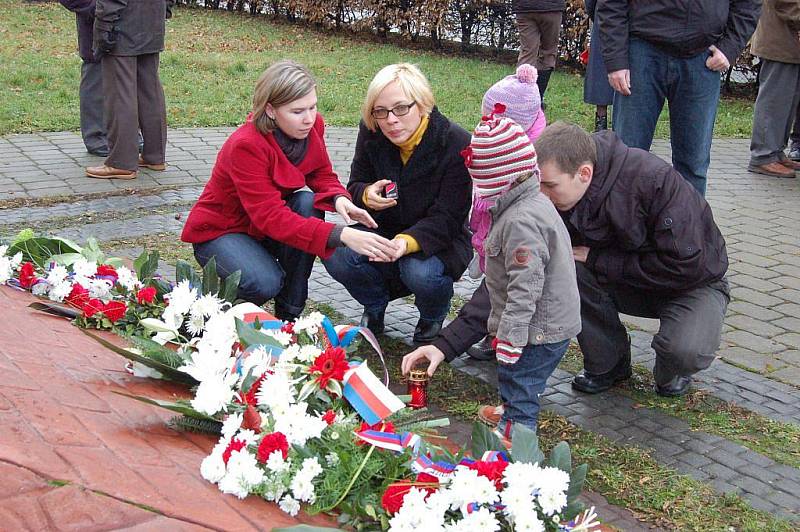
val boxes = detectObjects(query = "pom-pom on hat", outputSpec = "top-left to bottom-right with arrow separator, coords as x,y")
481,64 -> 541,132
462,103 -> 538,199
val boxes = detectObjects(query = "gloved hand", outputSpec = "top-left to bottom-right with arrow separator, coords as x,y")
98,28 -> 117,54
492,338 -> 522,365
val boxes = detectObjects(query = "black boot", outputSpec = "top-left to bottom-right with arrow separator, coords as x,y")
594,112 -> 608,132
572,350 -> 632,394
536,69 -> 553,104
360,309 -> 385,336
655,375 -> 692,397
412,318 -> 443,344
467,335 -> 496,361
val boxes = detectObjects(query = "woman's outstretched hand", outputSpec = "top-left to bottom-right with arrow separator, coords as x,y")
341,227 -> 399,262
364,179 -> 398,211
335,196 -> 377,228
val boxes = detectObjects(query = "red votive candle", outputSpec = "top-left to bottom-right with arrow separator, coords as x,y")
407,369 -> 429,409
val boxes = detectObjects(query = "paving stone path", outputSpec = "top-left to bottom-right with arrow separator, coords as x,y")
2,127 -> 800,527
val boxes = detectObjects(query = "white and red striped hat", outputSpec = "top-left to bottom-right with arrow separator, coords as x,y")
462,105 -> 538,198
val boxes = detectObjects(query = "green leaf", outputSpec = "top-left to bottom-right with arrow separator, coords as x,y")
112,391 -> 215,420
234,317 -> 282,350
8,234 -> 82,269
220,269 -> 242,303
547,441 -> 572,474
563,463 -> 588,519
134,250 -> 160,281
82,237 -> 105,263
202,256 -> 219,295
49,252 -> 84,266
471,421 -> 503,457
510,423 -> 544,465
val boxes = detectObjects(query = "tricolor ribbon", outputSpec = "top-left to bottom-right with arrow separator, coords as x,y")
343,362 -> 405,425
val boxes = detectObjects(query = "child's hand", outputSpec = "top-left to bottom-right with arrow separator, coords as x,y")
402,345 -> 445,376
493,338 -> 522,365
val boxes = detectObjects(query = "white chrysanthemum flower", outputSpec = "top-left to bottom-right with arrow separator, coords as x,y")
200,451 -> 226,483
279,495 -> 300,516
235,429 -> 259,446
165,280 -> 198,316
424,489 -> 451,517
290,475 -> 315,502
178,343 -> 236,383
298,344 -> 322,363
32,281 -> 49,296
0,249 -> 22,284
190,371 -> 237,415
530,466 -> 569,516
46,264 -> 69,286
197,311 -> 237,354
186,311 -> 205,336
447,467 -> 499,509
456,507 -> 500,532
191,293 -> 224,318
514,510 -> 545,532
503,461 -> 542,493
87,278 -> 112,300
390,488 -> 446,531
293,312 -> 324,335
218,449 -> 264,499
264,328 -> 293,346
256,370 -> 296,409
501,485 -> 534,521
221,412 -> 243,440
72,258 -> 97,278
48,280 -> 72,302
537,488 -> 568,517
240,347 -> 273,378
116,266 -> 140,291
300,457 -> 322,479
266,450 -> 289,473
325,453 -> 339,467
277,343 -> 301,364
272,402 -> 326,446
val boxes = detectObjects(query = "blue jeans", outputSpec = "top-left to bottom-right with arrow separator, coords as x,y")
612,38 -> 721,197
497,339 -> 569,436
323,244 -> 454,322
192,191 -> 322,319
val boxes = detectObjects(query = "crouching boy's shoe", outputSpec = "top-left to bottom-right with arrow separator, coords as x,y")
478,404 -> 504,427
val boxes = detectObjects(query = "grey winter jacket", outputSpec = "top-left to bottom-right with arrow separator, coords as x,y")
512,0 -> 566,13
93,0 -> 171,57
484,177 -> 582,348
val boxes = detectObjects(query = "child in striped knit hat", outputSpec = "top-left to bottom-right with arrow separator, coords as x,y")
462,112 -> 581,441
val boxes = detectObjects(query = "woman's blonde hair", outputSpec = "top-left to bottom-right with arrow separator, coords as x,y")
362,63 -> 435,131
252,60 -> 317,135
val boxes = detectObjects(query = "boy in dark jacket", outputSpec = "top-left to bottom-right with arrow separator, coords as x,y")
403,122 -> 729,401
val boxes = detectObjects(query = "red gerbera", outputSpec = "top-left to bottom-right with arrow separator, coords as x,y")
466,458 -> 509,491
82,298 -> 104,318
19,262 -> 37,288
256,431 -> 289,463
65,283 -> 90,309
95,264 -> 118,283
309,346 -> 349,389
322,409 -> 336,425
222,438 -> 248,465
102,300 -> 127,323
136,286 -> 157,304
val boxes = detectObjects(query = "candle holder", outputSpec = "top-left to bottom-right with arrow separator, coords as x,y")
407,369 -> 429,409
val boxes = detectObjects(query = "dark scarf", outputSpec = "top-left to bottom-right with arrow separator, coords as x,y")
273,128 -> 309,166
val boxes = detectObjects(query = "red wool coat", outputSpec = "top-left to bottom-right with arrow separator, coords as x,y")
181,114 -> 349,258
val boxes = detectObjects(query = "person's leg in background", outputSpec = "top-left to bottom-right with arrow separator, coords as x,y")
534,10 -> 563,104
79,60 -> 109,156
136,52 -> 168,167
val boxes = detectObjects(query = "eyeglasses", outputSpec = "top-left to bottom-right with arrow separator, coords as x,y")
371,101 -> 416,119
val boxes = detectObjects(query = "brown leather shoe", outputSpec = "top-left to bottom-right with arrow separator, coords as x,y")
779,159 -> 800,171
478,404 -> 504,427
85,165 -> 137,180
748,161 -> 796,178
138,156 -> 166,171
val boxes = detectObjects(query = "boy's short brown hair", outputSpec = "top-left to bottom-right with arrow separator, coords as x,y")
533,121 -> 597,174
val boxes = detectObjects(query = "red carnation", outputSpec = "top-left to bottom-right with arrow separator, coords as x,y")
322,409 -> 336,425
101,300 -> 127,323
222,438 -> 248,465
65,283 -> 90,309
19,262 -> 37,288
381,480 -> 414,514
136,286 -> 157,304
256,431 -> 289,463
242,404 -> 262,433
415,472 -> 440,486
83,298 -> 104,318
280,321 -> 294,335
95,264 -> 118,283
466,458 -> 509,491
309,346 -> 349,389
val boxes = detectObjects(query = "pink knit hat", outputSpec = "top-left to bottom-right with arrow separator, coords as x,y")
462,105 -> 538,199
481,64 -> 541,132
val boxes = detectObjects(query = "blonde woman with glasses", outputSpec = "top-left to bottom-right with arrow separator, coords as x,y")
323,63 -> 473,344
182,60 -> 395,321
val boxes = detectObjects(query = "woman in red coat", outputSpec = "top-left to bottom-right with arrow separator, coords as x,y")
181,60 -> 397,320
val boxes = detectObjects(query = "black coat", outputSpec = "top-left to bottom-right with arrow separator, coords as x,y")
347,107 -> 473,280
93,0 -> 172,57
512,0 -> 566,13
597,0 -> 761,72
59,0 -> 97,62
566,131 -> 728,293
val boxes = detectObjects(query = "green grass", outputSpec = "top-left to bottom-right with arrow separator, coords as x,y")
1,0 -> 753,137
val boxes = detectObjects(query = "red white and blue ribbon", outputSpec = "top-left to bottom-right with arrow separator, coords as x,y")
343,362 -> 405,426
320,317 -> 389,386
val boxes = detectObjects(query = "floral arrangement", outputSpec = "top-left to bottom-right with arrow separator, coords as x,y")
0,233 -> 600,531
